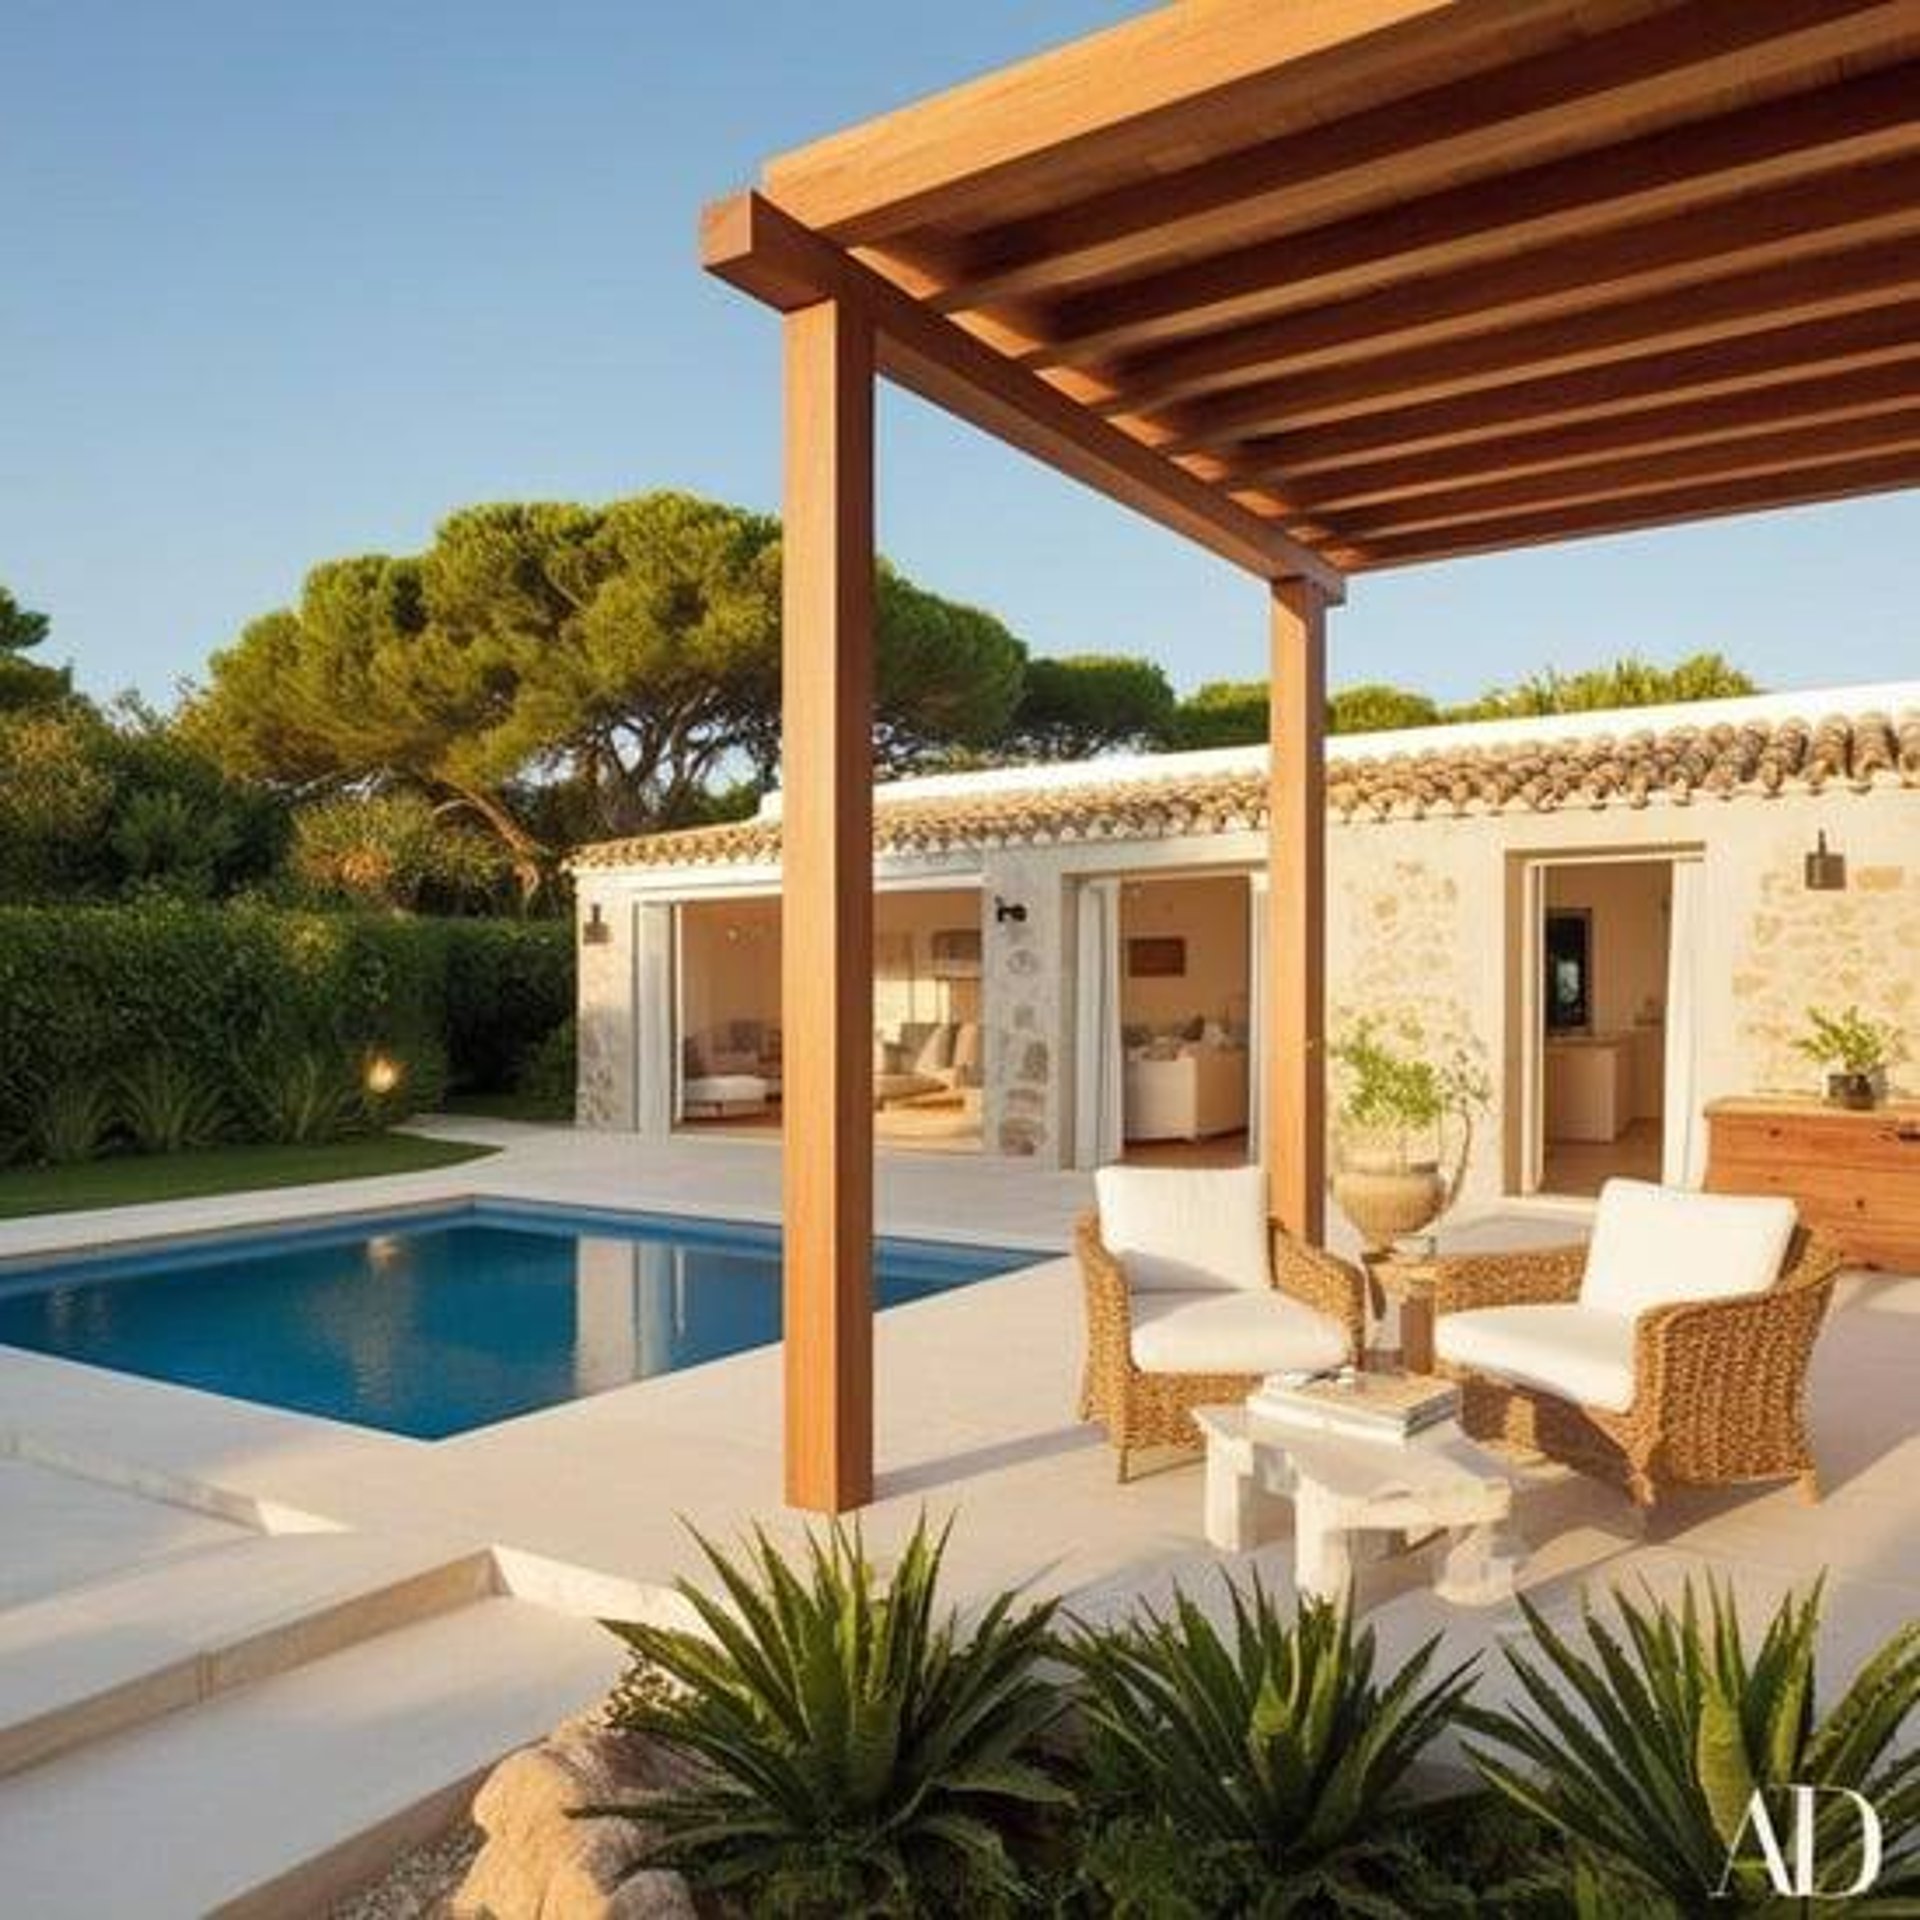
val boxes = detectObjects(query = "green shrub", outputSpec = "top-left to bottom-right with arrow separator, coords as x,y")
288,790 -> 513,915
30,1076 -> 118,1165
515,1017 -> 576,1116
594,1515 -> 1066,1915
1468,1580 -> 1920,1913
1065,1580 -> 1477,1912
443,918 -> 573,1091
118,1054 -> 229,1153
0,902 -> 571,1147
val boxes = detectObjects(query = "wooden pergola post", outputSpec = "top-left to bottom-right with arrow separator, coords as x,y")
781,298 -> 876,1513
1265,577 -> 1328,1243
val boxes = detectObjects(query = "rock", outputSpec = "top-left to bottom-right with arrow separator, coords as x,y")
453,1715 -> 698,1920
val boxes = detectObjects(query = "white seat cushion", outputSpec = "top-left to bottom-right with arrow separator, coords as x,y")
683,1074 -> 767,1104
1436,1304 -> 1638,1413
1580,1179 -> 1795,1320
1094,1164 -> 1269,1294
1129,1289 -> 1348,1376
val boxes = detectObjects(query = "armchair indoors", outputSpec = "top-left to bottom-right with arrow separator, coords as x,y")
1431,1178 -> 1844,1507
1077,1165 -> 1366,1481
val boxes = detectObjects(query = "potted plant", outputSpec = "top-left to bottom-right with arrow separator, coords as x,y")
1793,1004 -> 1905,1110
1329,1015 -> 1490,1253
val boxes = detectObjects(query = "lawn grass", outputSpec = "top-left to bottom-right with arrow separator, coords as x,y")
0,1134 -> 499,1220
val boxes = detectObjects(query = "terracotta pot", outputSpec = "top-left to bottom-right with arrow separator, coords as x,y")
1331,1155 -> 1447,1252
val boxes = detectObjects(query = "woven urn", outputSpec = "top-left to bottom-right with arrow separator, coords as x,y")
1331,1143 -> 1448,1254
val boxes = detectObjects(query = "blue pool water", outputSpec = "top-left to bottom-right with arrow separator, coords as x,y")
0,1205 -> 1033,1440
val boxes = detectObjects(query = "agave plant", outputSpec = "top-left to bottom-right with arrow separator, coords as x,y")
1468,1580 -> 1920,1913
592,1514 -> 1066,1915
29,1075 -> 117,1165
118,1053 -> 228,1155
1065,1578 -> 1478,1913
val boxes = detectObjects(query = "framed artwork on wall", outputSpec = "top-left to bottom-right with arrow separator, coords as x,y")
1128,936 -> 1187,978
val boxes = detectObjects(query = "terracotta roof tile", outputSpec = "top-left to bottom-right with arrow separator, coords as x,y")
570,709 -> 1919,870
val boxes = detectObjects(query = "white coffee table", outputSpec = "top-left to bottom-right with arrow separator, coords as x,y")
1192,1403 -> 1522,1607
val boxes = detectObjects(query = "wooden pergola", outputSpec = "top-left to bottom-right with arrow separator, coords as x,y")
701,0 -> 1920,1513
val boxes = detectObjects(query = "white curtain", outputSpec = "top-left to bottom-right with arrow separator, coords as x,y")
635,901 -> 678,1137
1663,859 -> 1707,1187
1247,871 -> 1268,1164
1519,861 -> 1547,1194
1073,878 -> 1124,1170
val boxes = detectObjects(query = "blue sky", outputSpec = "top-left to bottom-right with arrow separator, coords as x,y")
3,0 -> 1915,708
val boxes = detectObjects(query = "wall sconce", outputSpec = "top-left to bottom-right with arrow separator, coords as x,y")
581,901 -> 612,945
1804,831 -> 1848,892
993,895 -> 1027,925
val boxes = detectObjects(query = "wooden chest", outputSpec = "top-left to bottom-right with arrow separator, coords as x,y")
1705,1097 -> 1920,1272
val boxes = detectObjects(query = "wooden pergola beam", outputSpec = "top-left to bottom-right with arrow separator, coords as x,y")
702,193 -> 1343,594
1223,302 -> 1920,477
757,0 -> 1544,243
1156,209 -> 1920,454
935,0 -> 1912,311
1346,446 -> 1920,568
1334,407 -> 1920,541
1119,202 -> 1920,419
1032,68 -> 1920,362
1289,359 -> 1920,511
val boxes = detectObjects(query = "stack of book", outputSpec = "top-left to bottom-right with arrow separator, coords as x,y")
1247,1369 -> 1460,1444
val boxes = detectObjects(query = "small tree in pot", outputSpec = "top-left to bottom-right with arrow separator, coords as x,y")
1794,1004 -> 1905,1110
1330,1015 -> 1490,1253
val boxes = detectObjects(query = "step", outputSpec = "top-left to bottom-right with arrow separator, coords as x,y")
0,1596 -> 624,1920
0,1454 -> 254,1611
0,1530 -> 495,1777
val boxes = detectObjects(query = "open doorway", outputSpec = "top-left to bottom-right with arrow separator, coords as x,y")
1525,858 -> 1681,1197
1117,872 -> 1253,1168
674,888 -> 984,1152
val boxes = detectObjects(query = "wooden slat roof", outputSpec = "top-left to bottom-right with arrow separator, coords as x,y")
712,0 -> 1920,578
572,706 -> 1920,870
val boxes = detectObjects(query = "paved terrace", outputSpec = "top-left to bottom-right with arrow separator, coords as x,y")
0,1120 -> 1913,1912
1,1118 -> 1912,1652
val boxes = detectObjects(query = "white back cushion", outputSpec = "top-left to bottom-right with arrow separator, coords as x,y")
1580,1178 -> 1796,1319
913,1024 -> 954,1074
1094,1164 -> 1270,1294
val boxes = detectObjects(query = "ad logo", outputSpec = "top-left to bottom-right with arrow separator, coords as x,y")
1716,1786 -> 1883,1900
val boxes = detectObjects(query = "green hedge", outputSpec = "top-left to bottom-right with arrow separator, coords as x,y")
0,902 -> 573,1148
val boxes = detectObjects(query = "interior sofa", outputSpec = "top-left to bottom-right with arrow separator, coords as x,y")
874,1019 -> 981,1109
682,1020 -> 783,1117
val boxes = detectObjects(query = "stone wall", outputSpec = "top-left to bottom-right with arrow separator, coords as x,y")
1328,785 -> 1920,1206
575,886 -> 636,1130
1724,800 -> 1919,1097
1330,851 -> 1486,1070
981,849 -> 1066,1163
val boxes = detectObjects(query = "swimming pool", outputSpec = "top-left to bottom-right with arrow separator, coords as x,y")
0,1204 -> 1036,1440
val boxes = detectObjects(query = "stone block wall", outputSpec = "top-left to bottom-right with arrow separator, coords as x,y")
1725,799 -> 1920,1097
575,887 -> 636,1130
981,849 -> 1065,1163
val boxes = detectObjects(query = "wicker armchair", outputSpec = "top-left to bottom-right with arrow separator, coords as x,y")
1077,1211 -> 1366,1482
1430,1228 -> 1844,1507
